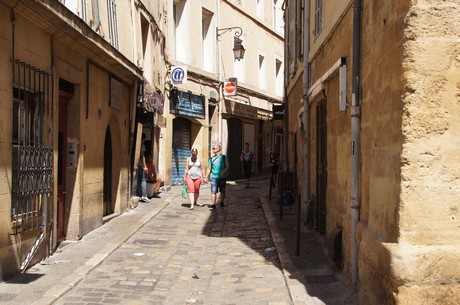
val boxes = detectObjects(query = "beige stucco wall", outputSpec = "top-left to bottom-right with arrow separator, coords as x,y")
134,0 -> 166,90
54,53 -> 85,241
309,0 -> 351,59
75,63 -> 132,237
306,0 -> 355,279
220,1 -> 284,99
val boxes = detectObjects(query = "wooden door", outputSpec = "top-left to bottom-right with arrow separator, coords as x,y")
103,126 -> 113,216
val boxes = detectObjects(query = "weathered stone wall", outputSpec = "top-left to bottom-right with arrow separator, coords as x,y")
0,7 -> 14,273
78,63 -> 131,237
290,0 -> 459,304
286,76 -> 303,173
0,5 -> 54,280
394,0 -> 460,304
357,2 -> 410,304
308,2 -> 355,278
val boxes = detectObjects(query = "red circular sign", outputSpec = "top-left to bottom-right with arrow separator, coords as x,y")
224,82 -> 236,95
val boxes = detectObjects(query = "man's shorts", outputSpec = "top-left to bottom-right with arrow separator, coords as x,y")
211,177 -> 226,194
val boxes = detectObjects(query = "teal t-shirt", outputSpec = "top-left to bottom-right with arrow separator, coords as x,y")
208,154 -> 228,178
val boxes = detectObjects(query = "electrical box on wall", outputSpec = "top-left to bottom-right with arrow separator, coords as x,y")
68,143 -> 78,167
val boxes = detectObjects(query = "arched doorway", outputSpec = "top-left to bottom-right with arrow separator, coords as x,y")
226,118 -> 243,180
172,117 -> 191,185
103,126 -> 113,216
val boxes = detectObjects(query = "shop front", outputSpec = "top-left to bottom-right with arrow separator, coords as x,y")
169,88 -> 206,185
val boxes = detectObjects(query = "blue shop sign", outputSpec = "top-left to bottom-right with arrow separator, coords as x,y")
170,89 -> 205,119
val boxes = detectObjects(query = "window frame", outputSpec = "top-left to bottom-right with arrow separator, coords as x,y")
314,0 -> 323,37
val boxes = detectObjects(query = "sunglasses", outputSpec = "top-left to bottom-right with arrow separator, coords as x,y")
212,147 -> 218,150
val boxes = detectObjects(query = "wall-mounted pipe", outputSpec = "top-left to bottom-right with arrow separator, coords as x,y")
302,0 -> 311,228
11,8 -> 16,81
351,0 -> 362,285
281,2 -> 289,174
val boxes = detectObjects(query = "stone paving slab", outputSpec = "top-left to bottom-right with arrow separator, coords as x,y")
0,177 -> 357,305
53,182 -> 292,305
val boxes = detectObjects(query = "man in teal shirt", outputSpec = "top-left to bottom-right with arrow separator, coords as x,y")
205,144 -> 229,211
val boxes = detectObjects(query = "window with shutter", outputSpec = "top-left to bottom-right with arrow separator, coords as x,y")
287,1 -> 296,76
287,0 -> 303,76
296,0 -> 303,61
107,0 -> 119,49
314,0 -> 323,37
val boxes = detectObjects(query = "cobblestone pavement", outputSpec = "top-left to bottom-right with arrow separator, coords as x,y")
53,180 -> 293,305
0,177 -> 357,305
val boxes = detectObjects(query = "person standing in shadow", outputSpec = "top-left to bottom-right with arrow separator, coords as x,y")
240,142 -> 255,188
269,145 -> 280,188
132,133 -> 149,202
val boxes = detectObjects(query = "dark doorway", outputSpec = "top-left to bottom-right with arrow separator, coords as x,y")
316,101 -> 327,234
57,93 -> 69,241
226,118 -> 243,180
103,126 -> 113,216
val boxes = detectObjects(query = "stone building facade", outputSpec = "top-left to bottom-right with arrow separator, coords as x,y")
160,0 -> 284,185
0,0 -> 147,279
0,0 -> 284,280
285,0 -> 459,304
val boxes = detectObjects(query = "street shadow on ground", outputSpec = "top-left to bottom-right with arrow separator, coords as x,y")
196,177 -> 357,305
0,272 -> 43,284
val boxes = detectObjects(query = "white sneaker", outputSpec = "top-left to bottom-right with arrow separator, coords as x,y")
141,196 -> 150,202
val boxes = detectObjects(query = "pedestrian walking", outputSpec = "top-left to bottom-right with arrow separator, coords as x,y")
205,144 -> 229,211
240,142 -> 255,188
146,155 -> 162,198
132,133 -> 149,202
269,144 -> 280,188
183,148 -> 205,210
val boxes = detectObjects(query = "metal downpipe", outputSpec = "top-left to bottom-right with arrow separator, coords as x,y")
282,3 -> 289,173
351,0 -> 362,285
302,0 -> 311,223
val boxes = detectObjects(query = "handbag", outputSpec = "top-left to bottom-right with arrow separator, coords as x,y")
182,184 -> 188,199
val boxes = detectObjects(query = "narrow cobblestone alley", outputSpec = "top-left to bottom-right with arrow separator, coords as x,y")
1,178 -> 357,305
53,181 -> 292,305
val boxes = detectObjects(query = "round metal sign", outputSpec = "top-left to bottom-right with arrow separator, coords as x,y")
224,82 -> 236,95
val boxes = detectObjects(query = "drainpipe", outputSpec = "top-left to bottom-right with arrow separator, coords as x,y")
282,3 -> 290,174
351,0 -> 362,285
216,0 -> 223,145
302,0 -> 311,224
11,9 -> 15,76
